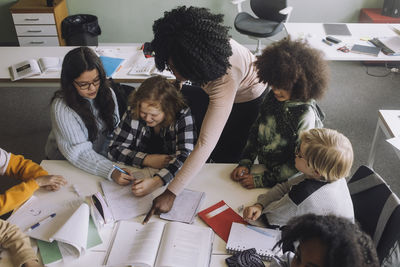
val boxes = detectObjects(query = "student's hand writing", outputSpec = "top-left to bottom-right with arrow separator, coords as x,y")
131,176 -> 163,196
22,259 -> 42,267
243,204 -> 263,221
111,169 -> 134,185
238,173 -> 255,189
35,175 -> 67,191
143,154 -> 172,169
231,166 -> 249,181
143,189 -> 176,224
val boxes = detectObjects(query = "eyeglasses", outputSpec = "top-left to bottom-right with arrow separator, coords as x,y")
74,77 -> 101,90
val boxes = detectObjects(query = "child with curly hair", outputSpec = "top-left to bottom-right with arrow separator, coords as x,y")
108,76 -> 196,196
271,214 -> 379,267
243,128 -> 354,227
231,37 -> 329,188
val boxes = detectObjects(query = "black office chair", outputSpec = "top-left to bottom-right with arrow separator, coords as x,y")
348,165 -> 400,266
232,0 -> 293,55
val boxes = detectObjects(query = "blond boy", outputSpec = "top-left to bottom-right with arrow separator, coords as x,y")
243,128 -> 354,227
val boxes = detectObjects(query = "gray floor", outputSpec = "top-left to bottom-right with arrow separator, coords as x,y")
0,61 -> 400,194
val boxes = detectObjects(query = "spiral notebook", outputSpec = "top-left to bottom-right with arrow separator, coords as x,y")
226,222 -> 282,261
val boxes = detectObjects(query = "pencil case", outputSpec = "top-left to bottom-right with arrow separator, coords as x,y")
88,192 -> 114,226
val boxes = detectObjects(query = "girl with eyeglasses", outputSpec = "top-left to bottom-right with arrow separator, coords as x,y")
45,47 -> 133,184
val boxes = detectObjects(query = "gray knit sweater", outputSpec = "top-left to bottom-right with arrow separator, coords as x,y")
45,89 -> 119,179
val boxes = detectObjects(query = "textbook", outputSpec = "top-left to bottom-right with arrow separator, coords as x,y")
104,221 -> 214,267
99,55 -> 125,77
7,197 -> 102,264
198,200 -> 247,242
9,57 -> 62,81
226,222 -> 281,261
128,52 -> 174,78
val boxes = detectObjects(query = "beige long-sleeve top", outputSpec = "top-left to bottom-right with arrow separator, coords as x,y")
0,219 -> 38,267
168,39 -> 266,195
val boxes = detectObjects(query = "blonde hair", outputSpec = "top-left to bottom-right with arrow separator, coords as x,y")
300,128 -> 353,182
128,76 -> 187,127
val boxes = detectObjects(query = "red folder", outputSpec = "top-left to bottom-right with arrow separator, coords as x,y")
198,200 -> 247,242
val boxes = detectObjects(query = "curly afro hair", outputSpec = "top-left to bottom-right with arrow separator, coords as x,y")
151,6 -> 232,85
255,37 -> 329,101
275,214 -> 379,267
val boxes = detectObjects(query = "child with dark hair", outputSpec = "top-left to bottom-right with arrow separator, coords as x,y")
145,6 -> 266,221
231,37 -> 329,188
271,214 -> 379,267
108,76 -> 196,196
45,47 -> 132,185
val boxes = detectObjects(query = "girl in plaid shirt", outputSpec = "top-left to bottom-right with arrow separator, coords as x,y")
108,76 -> 197,196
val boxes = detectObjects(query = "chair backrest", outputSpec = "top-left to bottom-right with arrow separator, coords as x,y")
250,0 -> 288,22
348,165 -> 400,264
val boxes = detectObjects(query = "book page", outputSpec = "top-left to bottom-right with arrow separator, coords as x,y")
128,53 -> 155,76
160,189 -> 205,224
51,203 -> 89,256
106,221 -> 165,267
100,180 -> 153,220
155,222 -> 213,267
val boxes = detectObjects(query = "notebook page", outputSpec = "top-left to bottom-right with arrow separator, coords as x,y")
100,180 -> 153,220
155,222 -> 213,267
106,221 -> 165,267
128,53 -> 155,76
160,189 -> 205,224
226,223 -> 281,260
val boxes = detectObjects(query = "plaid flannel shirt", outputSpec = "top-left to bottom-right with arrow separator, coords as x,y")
108,107 -> 196,184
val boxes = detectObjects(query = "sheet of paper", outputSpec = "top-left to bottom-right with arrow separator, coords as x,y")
160,189 -> 205,224
100,180 -> 153,221
387,137 -> 400,151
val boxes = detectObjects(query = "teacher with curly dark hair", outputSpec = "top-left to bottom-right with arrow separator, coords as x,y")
144,6 -> 267,222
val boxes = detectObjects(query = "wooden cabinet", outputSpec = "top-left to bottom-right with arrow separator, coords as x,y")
10,0 -> 68,46
359,8 -> 400,23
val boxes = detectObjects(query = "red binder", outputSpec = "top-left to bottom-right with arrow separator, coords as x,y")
198,200 -> 247,242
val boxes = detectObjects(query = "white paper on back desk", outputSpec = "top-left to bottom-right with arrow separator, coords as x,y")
7,196 -> 90,257
100,180 -> 153,221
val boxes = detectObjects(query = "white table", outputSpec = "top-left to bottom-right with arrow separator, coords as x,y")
2,161 -> 268,267
0,44 -> 164,87
368,110 -> 400,168
284,23 -> 400,61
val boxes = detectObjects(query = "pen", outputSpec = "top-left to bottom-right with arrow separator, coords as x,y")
112,164 -> 129,175
246,225 -> 275,238
27,213 -> 56,232
322,38 -> 333,46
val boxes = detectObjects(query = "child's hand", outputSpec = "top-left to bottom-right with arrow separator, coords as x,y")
35,175 -> 67,191
243,204 -> 263,221
231,166 -> 249,181
131,176 -> 163,197
238,173 -> 255,189
143,154 -> 172,169
111,169 -> 134,185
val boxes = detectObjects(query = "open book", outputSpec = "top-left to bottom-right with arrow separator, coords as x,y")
9,57 -> 62,81
128,52 -> 174,78
104,221 -> 214,267
7,197 -> 102,264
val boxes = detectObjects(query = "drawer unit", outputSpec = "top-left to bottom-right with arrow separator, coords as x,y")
10,0 -> 68,46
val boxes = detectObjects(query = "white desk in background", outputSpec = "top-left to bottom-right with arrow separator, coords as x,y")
1,161 -> 267,267
284,23 -> 400,61
0,44 -> 163,87
368,110 -> 400,168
